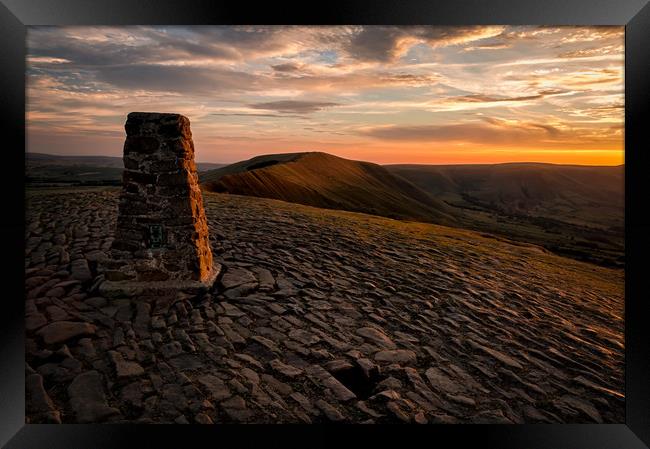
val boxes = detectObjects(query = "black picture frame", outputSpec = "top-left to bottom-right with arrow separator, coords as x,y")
2,1 -> 649,447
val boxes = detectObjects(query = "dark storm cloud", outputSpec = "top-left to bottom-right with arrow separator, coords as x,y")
359,121 -> 561,144
248,100 -> 341,114
345,27 -> 404,62
26,26 -> 348,96
452,89 -> 567,104
27,26 -> 241,67
271,62 -> 303,72
179,26 -> 291,49
28,97 -> 111,113
456,94 -> 544,103
30,25 -> 498,66
210,112 -> 306,119
344,26 -> 504,62
93,65 -> 260,94
25,26 -> 498,96
480,117 -> 561,136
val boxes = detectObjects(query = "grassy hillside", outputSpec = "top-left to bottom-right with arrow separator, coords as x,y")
202,153 -> 623,267
201,152 -> 457,225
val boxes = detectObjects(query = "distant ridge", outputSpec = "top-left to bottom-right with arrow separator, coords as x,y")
26,152 -> 227,176
201,151 -> 457,225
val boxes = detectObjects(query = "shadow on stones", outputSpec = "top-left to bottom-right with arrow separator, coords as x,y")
87,259 -> 99,278
209,268 -> 226,295
243,342 -> 276,363
331,364 -> 382,400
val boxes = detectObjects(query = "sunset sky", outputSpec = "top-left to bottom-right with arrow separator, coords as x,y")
26,26 -> 624,165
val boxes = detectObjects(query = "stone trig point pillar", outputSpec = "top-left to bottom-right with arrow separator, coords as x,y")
99,112 -> 220,297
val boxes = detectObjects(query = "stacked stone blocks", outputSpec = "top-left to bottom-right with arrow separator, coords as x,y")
104,112 -> 213,284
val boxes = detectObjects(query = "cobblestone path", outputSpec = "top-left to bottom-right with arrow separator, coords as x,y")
25,188 -> 624,424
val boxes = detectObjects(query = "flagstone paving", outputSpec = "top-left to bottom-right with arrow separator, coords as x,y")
25,187 -> 624,424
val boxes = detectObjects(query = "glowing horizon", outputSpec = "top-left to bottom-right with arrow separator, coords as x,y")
26,26 -> 624,166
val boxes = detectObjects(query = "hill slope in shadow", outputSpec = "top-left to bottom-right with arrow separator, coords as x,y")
387,162 -> 624,267
387,163 -> 624,231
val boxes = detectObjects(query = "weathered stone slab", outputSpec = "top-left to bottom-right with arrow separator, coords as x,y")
26,313 -> 47,332
221,267 -> 257,290
197,374 -> 232,401
356,327 -> 396,349
108,350 -> 145,379
270,359 -> 303,378
36,321 -> 96,345
374,349 -> 417,364
68,370 -> 120,423
26,373 -> 61,423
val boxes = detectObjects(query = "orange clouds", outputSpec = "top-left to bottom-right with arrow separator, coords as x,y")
26,25 -> 624,166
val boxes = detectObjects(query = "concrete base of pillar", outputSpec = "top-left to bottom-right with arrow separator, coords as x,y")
98,261 -> 222,298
